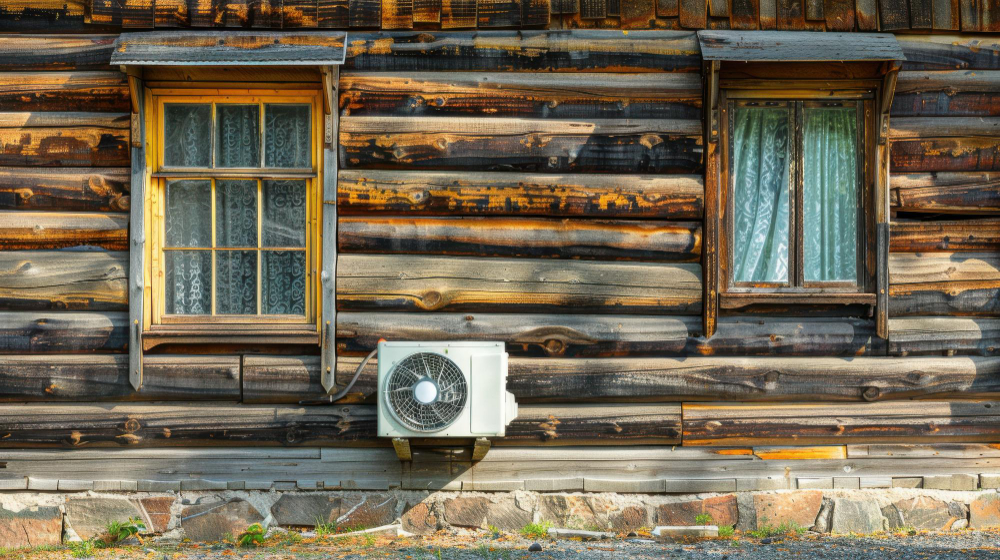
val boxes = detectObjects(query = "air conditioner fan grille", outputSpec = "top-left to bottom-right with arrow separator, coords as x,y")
384,352 -> 467,432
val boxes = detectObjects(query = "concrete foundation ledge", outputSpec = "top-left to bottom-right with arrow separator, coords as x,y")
0,487 -> 998,545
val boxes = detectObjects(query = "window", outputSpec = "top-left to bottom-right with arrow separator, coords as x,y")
149,91 -> 322,326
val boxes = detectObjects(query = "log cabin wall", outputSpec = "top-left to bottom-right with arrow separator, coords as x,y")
0,0 -> 998,490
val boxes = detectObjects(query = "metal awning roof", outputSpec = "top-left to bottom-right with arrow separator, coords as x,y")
697,31 -> 905,62
111,31 -> 347,66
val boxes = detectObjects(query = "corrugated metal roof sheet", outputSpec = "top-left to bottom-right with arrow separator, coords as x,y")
698,31 -> 905,62
111,31 -> 347,66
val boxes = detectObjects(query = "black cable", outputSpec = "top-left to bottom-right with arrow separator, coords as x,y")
298,347 -> 377,405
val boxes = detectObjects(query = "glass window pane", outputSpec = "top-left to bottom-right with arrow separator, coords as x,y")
165,251 -> 211,315
263,251 -> 305,315
265,104 -> 311,168
216,104 -> 260,168
262,179 -> 306,247
164,103 -> 211,168
803,107 -> 859,283
216,179 -> 258,248
731,106 -> 791,284
165,179 -> 211,248
216,250 -> 257,315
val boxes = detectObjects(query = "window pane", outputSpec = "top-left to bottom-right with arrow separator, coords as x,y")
165,180 -> 211,248
165,251 -> 211,315
731,106 -> 791,284
164,103 -> 211,168
803,107 -> 859,282
216,179 -> 257,248
262,179 -> 306,247
216,250 -> 257,315
265,104 -> 311,168
216,104 -> 260,168
263,251 -> 305,315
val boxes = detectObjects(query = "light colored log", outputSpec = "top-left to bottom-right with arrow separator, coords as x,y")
0,211 -> 127,250
0,251 -> 126,311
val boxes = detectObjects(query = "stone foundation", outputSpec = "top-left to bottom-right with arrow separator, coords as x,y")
2,487 -> 999,545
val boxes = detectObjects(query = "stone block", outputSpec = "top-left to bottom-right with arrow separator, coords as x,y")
401,502 -> 438,535
753,491 -> 822,530
652,525 -> 719,538
180,498 -> 264,542
833,477 -> 860,489
883,497 -> 962,531
970,494 -> 1000,530
338,494 -> 398,528
538,495 -> 597,529
93,480 -> 120,491
892,477 -> 923,488
443,497 -> 490,528
65,497 -> 145,540
608,505 -> 650,532
860,477 -> 891,489
737,477 -> 789,491
485,498 -> 532,532
524,478 -> 584,492
0,477 -> 28,490
583,479 -> 663,493
797,478 -> 833,490
830,499 -> 885,535
0,506 -> 62,548
657,495 -> 738,528
981,474 -> 1000,489
271,494 -> 341,527
27,478 -> 58,491
137,480 -> 181,492
134,496 -> 175,533
58,480 -> 94,491
663,479 -> 736,493
924,474 -> 977,491
462,480 -> 524,491
548,528 -> 614,540
180,479 -> 228,491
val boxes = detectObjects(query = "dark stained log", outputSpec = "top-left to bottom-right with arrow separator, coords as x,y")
0,211 -> 127,251
758,0 -> 776,27
249,0 -> 279,26
122,0 -> 156,27
0,35 -> 117,71
0,355 -> 241,402
0,72 -> 128,113
898,35 -> 1000,71
350,0 -> 382,26
581,0 -> 608,18
855,0 -> 877,29
550,0 -> 579,14
892,71 -> 1000,117
521,0 -> 550,24
890,117 -> 1000,138
775,0 -> 805,28
478,0 -> 521,25
0,311 -> 128,354
986,0 -> 1000,32
339,72 -> 703,119
607,0 -> 620,15
931,0 -> 959,29
822,0 -> 854,29
337,170 -> 704,219
889,252 -> 1000,316
0,1 -> 97,32
0,402 -> 680,447
337,312 -> 882,357
890,218 -> 1000,252
709,0 -> 730,17
219,0 -> 249,27
804,0 -> 822,19
336,254 -> 703,314
413,0 -> 442,21
338,216 -> 702,261
383,0 -> 415,27
730,0 -> 758,28
620,0 -> 656,27
186,0 -> 215,26
343,31 -> 702,73
0,112 -> 129,168
910,0 -> 933,27
154,0 -> 190,26
243,355 -> 328,404
889,316 -> 999,356
0,167 -> 129,212
90,0 -> 123,26
319,0 -> 351,26
877,0 -> 910,29
891,172 -> 1000,214
679,0 -> 707,27
0,251 -> 126,312
959,0 -> 980,31
281,0 -> 320,26
441,0 -> 477,26
890,138 -> 1000,172
339,116 -> 703,173
683,401 -> 1000,445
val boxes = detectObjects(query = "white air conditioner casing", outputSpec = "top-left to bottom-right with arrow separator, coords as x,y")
377,341 -> 517,438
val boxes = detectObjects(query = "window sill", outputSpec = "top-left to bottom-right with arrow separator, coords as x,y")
142,324 -> 319,351
719,292 -> 877,310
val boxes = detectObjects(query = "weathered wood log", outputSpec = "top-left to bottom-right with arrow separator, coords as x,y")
0,1 -> 98,32
890,172 -> 1000,214
890,117 -> 1000,138
892,71 -> 1000,117
0,402 -> 680,447
0,112 -> 129,167
338,216 -> 701,261
0,72 -> 129,112
336,254 -> 702,314
337,170 -> 704,219
339,116 -> 703,173
849,443 -> 1000,458
243,355 -> 328,405
890,218 -> 1000,252
0,311 -> 128,353
889,316 -> 1000,356
0,167 -> 130,212
0,35 -> 117,71
889,252 -> 1000,316
683,401 -> 1000,446
337,312 -> 881,356
343,31 -> 701,72
891,137 -> 1000,172
0,251 -> 126,311
339,72 -> 702,119
0,355 -> 241,402
898,35 -> 1000,71
0,211 -> 127,250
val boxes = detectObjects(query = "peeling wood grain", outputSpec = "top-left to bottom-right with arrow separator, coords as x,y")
0,251 -> 126,311
0,211 -> 127,250
0,311 -> 128,354
0,167 -> 130,212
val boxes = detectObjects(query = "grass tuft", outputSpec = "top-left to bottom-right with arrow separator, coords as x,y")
519,520 -> 553,539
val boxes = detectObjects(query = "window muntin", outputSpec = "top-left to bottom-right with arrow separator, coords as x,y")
151,93 -> 319,325
726,98 -> 864,292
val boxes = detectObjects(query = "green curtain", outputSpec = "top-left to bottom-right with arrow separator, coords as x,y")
732,106 -> 790,283
802,108 -> 858,282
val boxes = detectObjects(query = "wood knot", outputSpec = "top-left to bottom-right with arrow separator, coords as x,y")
862,387 -> 881,401
123,418 -> 140,433
543,338 -> 565,356
421,290 -> 443,309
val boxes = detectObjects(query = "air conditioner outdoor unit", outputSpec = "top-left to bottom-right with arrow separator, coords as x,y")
377,341 -> 517,440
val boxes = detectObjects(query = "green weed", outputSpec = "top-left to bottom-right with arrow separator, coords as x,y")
105,517 -> 146,544
694,513 -> 713,526
748,518 -> 804,539
315,517 -> 337,537
718,525 -> 735,538
237,523 -> 267,547
519,520 -> 553,539
474,542 -> 512,560
68,540 -> 96,558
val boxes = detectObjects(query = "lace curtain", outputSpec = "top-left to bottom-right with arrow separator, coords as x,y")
731,106 -> 790,283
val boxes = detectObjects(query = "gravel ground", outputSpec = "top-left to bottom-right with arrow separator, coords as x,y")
6,530 -> 1000,560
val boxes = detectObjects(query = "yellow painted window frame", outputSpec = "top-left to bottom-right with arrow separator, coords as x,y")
143,87 -> 324,330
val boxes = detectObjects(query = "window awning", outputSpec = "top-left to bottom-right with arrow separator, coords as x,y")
697,31 -> 905,63
110,31 -> 347,66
